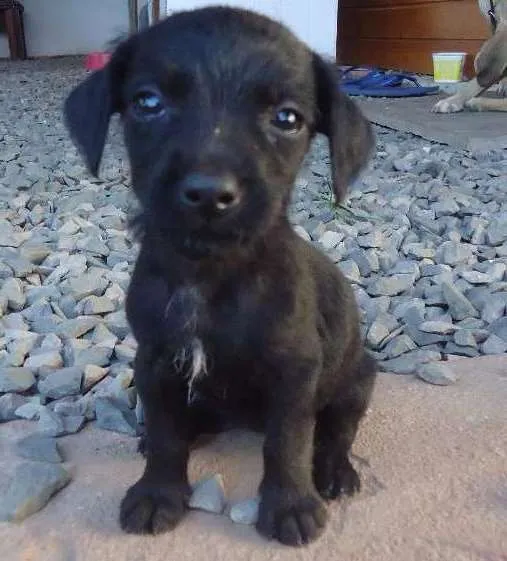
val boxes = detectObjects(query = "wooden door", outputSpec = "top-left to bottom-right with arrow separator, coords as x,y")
338,0 -> 490,75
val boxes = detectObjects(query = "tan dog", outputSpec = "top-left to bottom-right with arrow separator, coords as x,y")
433,0 -> 507,113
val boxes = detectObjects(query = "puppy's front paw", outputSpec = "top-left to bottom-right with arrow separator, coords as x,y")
314,454 -> 361,500
120,478 -> 190,534
257,486 -> 328,546
432,97 -> 465,113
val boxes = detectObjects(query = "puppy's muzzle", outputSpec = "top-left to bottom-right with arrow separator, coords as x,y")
179,173 -> 241,218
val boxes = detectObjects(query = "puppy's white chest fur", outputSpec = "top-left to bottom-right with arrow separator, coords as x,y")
167,286 -> 208,401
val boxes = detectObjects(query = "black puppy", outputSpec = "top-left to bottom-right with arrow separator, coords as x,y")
64,6 -> 376,547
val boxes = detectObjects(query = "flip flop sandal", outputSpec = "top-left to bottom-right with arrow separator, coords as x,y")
342,72 -> 439,97
341,67 -> 386,86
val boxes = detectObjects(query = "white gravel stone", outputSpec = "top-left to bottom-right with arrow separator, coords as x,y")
61,271 -> 109,301
435,241 -> 474,266
338,259 -> 361,283
418,321 -> 458,335
357,230 -> 387,249
229,497 -> 260,525
104,310 -> 130,339
38,366 -> 83,399
24,351 -> 63,373
91,324 -> 119,348
0,462 -> 71,522
441,282 -> 479,321
16,434 -> 63,463
481,334 -> 507,355
366,319 -> 391,350
71,346 -> 112,367
319,230 -> 343,249
0,278 -> 25,311
0,367 -> 36,393
383,334 -> 417,359
54,316 -> 99,338
114,344 -> 136,363
39,333 -> 63,352
189,474 -> 227,514
486,217 -> 507,245
82,365 -> 109,392
80,295 -> 116,315
367,274 -> 414,297
453,330 -> 477,348
15,400 -> 45,420
416,362 -> 457,386
0,393 -> 28,421
37,407 -> 85,436
95,396 -> 137,436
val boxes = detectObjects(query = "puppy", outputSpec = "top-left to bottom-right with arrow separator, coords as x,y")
64,6 -> 376,547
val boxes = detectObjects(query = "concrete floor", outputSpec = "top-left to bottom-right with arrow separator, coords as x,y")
355,93 -> 507,150
1,355 -> 506,561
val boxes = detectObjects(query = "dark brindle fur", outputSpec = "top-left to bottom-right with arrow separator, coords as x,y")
64,6 -> 377,547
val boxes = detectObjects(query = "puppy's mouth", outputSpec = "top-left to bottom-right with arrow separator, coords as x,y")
181,236 -> 219,259
177,230 -> 249,260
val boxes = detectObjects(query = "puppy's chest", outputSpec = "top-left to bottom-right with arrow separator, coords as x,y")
165,285 -> 248,343
166,285 -> 256,397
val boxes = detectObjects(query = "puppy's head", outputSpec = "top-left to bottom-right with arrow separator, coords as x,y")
65,7 -> 373,259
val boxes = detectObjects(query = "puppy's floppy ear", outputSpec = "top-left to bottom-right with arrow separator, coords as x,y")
64,45 -> 128,176
313,55 -> 375,202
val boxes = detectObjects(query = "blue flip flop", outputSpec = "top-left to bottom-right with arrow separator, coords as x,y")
341,70 -> 439,97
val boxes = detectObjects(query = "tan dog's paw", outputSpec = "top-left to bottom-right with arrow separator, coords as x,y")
432,97 -> 466,113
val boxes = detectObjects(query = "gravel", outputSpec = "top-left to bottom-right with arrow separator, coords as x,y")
0,57 -> 505,447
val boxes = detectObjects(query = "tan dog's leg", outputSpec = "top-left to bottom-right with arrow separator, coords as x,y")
432,79 -> 483,113
465,96 -> 507,111
498,77 -> 507,96
475,23 -> 507,89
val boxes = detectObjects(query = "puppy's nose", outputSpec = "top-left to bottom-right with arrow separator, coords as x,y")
179,173 -> 241,213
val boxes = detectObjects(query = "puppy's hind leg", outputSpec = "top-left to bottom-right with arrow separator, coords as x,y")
313,352 -> 376,500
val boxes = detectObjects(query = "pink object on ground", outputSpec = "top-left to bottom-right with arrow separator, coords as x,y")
85,52 -> 111,71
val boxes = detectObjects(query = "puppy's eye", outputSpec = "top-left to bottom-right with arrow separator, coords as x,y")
271,108 -> 303,133
132,90 -> 165,117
